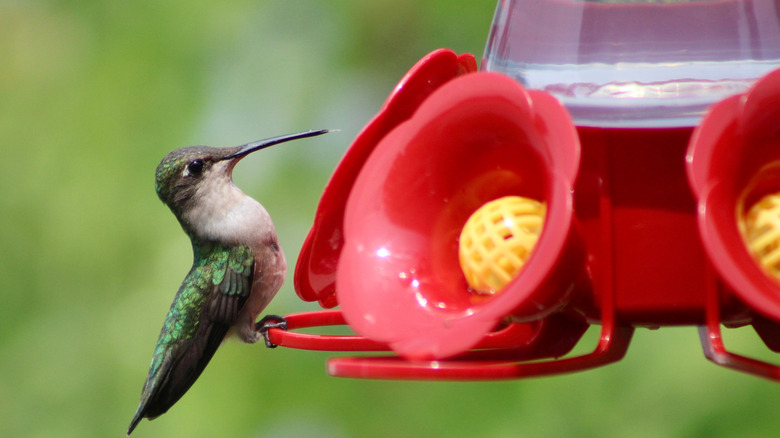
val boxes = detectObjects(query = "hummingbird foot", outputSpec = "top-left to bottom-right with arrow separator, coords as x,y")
256,314 -> 288,348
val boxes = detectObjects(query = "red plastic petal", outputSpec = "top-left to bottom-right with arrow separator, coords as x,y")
295,49 -> 477,307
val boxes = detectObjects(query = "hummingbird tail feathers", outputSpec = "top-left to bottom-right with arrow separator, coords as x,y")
127,322 -> 229,435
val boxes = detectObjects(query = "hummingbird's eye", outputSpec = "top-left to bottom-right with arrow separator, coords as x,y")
186,159 -> 205,176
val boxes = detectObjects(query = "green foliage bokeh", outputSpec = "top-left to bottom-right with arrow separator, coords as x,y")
0,1 -> 777,437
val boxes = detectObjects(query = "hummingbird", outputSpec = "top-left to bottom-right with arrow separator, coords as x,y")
128,129 -> 329,435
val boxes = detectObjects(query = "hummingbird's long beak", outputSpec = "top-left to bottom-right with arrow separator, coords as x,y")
221,129 -> 331,161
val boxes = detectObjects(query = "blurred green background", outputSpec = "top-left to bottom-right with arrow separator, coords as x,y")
1,1 -> 777,437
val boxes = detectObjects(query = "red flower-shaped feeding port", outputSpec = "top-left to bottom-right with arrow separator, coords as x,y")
336,70 -> 589,360
687,68 -> 780,378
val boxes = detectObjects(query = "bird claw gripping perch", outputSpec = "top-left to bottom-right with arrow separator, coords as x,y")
256,314 -> 288,348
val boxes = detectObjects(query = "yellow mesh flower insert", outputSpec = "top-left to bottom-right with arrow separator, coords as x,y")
744,192 -> 780,282
459,196 -> 546,295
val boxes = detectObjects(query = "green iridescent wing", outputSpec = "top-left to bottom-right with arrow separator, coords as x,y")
129,244 -> 254,433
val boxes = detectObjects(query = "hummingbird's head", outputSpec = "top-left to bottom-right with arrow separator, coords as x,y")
154,145 -> 232,214
154,129 -> 330,218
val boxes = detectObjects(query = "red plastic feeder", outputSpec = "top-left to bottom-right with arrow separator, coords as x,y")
276,1 -> 780,381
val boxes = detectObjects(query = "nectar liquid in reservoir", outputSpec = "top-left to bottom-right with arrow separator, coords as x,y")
483,0 -> 780,128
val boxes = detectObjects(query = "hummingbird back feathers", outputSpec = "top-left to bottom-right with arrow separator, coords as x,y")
128,244 -> 254,435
